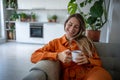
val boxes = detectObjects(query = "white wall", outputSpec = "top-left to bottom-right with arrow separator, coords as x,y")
108,0 -> 120,43
100,0 -> 120,43
99,0 -> 112,43
0,0 -> 6,43
0,0 -> 2,37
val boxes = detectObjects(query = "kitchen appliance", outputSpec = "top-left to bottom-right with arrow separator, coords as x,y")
30,23 -> 43,38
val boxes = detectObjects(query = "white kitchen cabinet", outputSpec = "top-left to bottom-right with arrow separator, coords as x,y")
17,0 -> 46,9
44,23 -> 65,44
45,0 -> 69,9
17,0 -> 69,9
16,22 -> 44,44
16,22 -> 29,42
16,22 -> 65,44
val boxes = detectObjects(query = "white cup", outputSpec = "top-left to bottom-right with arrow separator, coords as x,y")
71,50 -> 82,62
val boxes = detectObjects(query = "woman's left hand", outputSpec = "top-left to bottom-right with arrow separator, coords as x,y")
75,53 -> 89,65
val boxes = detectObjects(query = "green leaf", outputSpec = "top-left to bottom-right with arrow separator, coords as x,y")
95,23 -> 101,26
68,2 -> 77,15
87,16 -> 97,25
88,0 -> 93,3
80,2 -> 84,7
69,0 -> 76,3
90,1 -> 103,17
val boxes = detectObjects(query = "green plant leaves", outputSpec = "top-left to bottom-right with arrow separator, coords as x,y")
68,1 -> 77,15
87,16 -> 97,25
67,0 -> 107,31
69,0 -> 76,3
80,2 -> 84,7
80,0 -> 93,7
90,1 -> 103,17
10,12 -> 19,21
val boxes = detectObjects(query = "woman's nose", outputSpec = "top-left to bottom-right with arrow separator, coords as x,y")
69,26 -> 74,31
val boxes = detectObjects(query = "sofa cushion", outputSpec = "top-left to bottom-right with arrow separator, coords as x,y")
95,43 -> 120,80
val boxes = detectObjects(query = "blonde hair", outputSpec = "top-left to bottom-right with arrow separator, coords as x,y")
75,36 -> 95,58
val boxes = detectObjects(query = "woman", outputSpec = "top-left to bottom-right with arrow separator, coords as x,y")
31,13 -> 112,80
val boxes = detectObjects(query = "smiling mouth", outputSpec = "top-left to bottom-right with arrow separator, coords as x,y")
69,31 -> 76,36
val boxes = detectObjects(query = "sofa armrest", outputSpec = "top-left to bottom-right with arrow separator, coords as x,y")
23,70 -> 47,80
30,60 -> 61,80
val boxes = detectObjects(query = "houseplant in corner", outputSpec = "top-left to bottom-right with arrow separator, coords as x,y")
67,0 -> 108,42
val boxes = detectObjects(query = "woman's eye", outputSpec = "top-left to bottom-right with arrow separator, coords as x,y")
68,23 -> 72,26
74,26 -> 79,29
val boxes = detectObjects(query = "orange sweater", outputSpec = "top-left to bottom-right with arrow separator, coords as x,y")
31,35 -> 102,80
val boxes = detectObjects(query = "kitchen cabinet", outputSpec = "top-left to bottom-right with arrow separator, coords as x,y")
16,22 -> 29,42
44,23 -> 65,44
16,22 -> 44,44
17,0 -> 69,9
15,22 -> 65,44
45,0 -> 69,9
17,0 -> 45,9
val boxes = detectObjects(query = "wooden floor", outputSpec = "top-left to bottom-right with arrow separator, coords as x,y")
0,42 -> 44,80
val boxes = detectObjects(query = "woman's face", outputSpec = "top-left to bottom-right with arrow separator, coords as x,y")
65,17 -> 80,40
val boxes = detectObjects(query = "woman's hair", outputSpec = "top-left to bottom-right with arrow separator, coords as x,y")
75,36 -> 96,57
64,13 -> 95,57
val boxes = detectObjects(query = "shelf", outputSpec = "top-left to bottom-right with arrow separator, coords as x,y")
17,8 -> 45,11
16,8 -> 67,11
7,39 -> 16,41
6,29 -> 11,31
6,29 -> 16,31
5,0 -> 17,41
6,8 -> 16,10
5,21 -> 16,23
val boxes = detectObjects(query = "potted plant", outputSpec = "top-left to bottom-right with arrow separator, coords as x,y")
6,0 -> 17,9
47,16 -> 53,22
19,13 -> 27,22
67,0 -> 108,42
9,12 -> 19,21
52,15 -> 57,22
8,23 -> 15,39
47,15 -> 58,22
31,13 -> 36,22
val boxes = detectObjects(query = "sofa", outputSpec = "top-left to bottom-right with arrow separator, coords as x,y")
23,43 -> 120,80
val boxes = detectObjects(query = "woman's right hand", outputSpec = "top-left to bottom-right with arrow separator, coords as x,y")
57,49 -> 72,63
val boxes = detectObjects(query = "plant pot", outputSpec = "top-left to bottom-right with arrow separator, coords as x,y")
52,19 -> 56,22
20,18 -> 26,22
31,18 -> 36,22
85,30 -> 101,42
48,19 -> 52,22
8,31 -> 14,40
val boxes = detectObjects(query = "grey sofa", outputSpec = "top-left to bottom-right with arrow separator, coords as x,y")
23,43 -> 120,80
